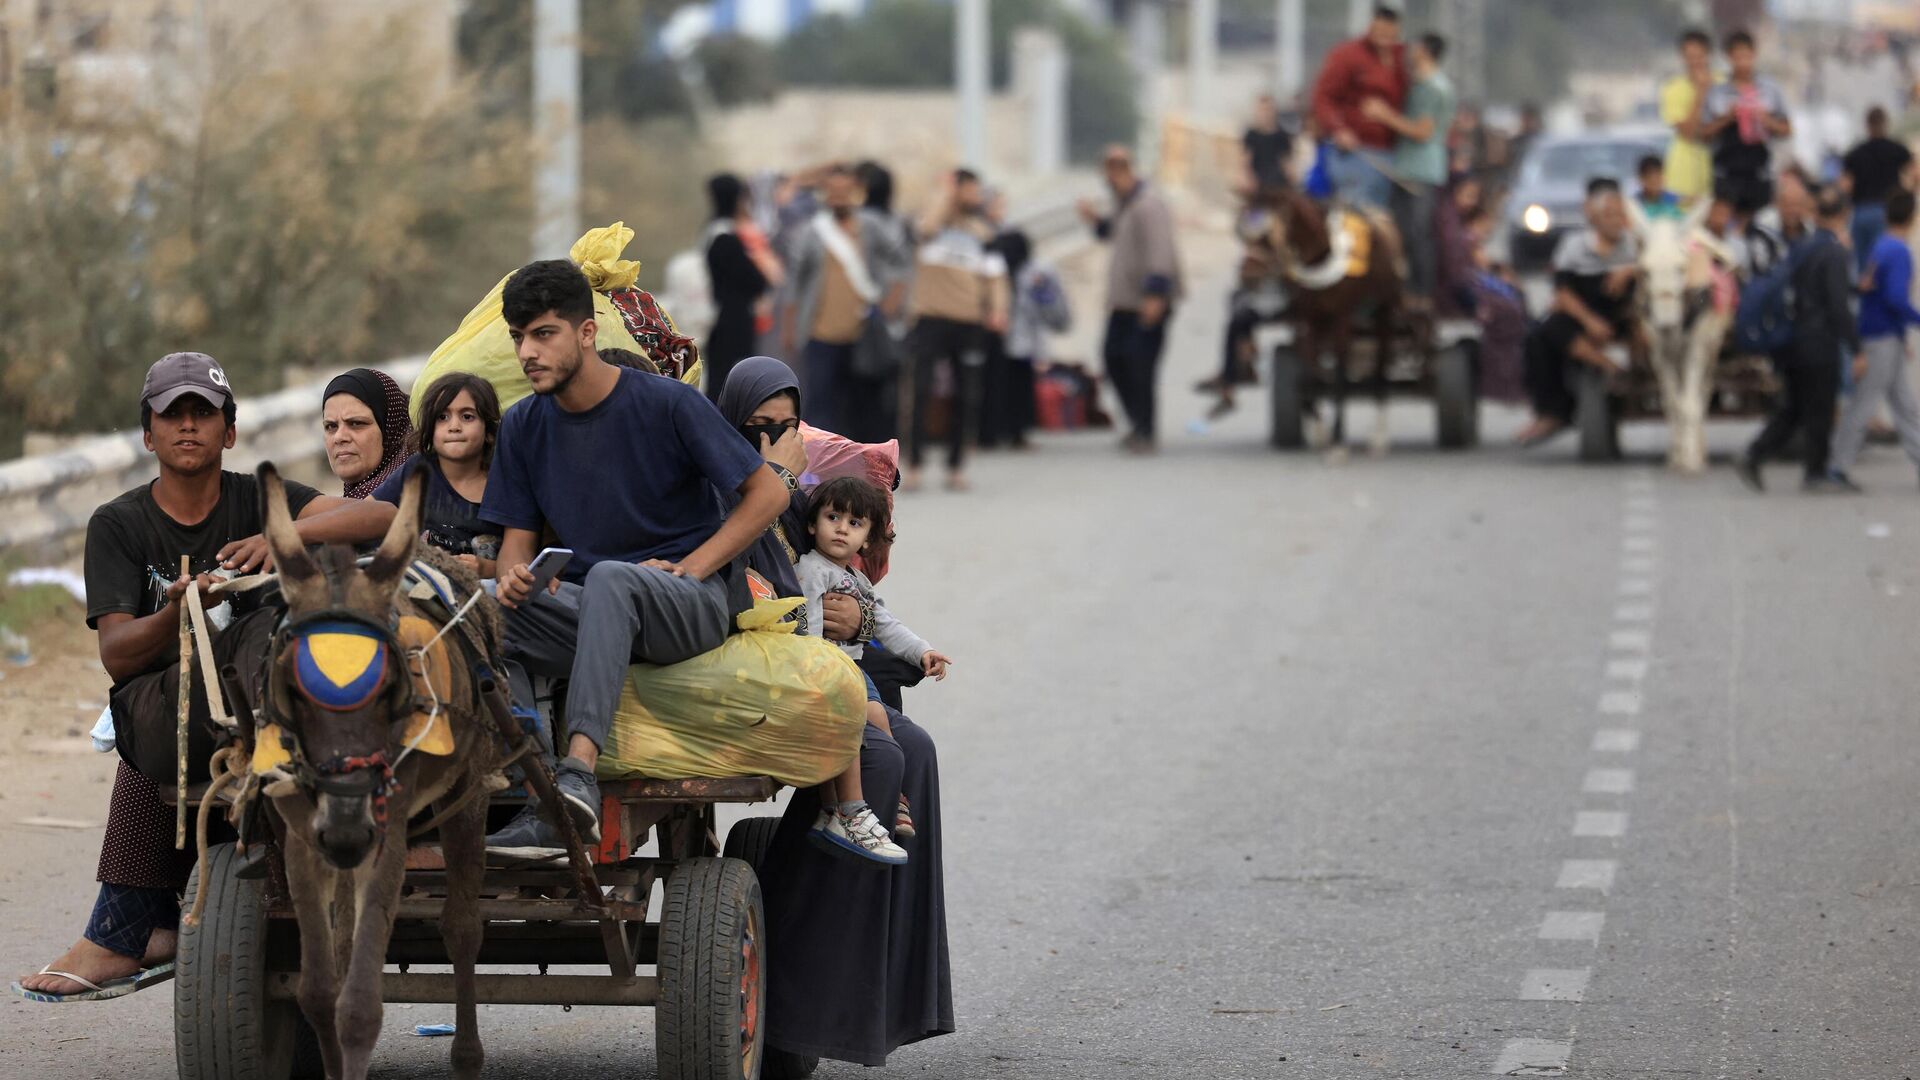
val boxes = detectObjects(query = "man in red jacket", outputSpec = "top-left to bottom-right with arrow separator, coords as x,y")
1310,5 -> 1407,209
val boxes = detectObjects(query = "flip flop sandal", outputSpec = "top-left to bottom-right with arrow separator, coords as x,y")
9,961 -> 174,1004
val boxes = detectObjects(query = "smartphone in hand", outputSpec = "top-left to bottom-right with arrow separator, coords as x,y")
524,547 -> 573,595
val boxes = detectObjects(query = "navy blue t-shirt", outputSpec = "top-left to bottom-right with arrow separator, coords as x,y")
481,367 -> 764,583
371,456 -> 501,562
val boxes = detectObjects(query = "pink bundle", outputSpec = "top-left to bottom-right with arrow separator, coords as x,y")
797,424 -> 900,584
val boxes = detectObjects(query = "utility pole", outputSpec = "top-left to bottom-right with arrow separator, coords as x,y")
1436,0 -> 1486,104
531,0 -> 582,260
1274,0 -> 1304,102
957,0 -> 990,169
1187,0 -> 1218,118
1128,0 -> 1166,169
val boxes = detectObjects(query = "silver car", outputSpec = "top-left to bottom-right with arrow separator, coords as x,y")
1504,128 -> 1670,272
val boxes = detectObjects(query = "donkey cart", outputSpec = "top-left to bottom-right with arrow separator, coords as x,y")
1254,317 -> 1483,452
171,776 -> 800,1080
1570,344 -> 1777,463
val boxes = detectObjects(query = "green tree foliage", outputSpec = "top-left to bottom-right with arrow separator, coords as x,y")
0,35 -> 526,453
776,0 -> 1139,162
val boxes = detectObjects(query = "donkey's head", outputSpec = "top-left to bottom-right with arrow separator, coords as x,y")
1629,199 -> 1710,338
260,460 -> 425,869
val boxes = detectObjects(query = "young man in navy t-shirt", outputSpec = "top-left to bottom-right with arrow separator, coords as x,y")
481,260 -> 789,854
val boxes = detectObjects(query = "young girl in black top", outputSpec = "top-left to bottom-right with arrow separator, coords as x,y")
372,372 -> 503,576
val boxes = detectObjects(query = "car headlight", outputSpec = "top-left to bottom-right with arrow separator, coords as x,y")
1522,204 -> 1551,234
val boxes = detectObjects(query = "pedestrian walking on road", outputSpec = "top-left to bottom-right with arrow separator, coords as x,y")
1308,6 -> 1407,210
1839,106 -> 1916,272
782,164 -> 911,440
1828,189 -> 1920,490
906,168 -> 1008,491
1740,188 -> 1858,492
704,173 -> 783,400
1079,145 -> 1183,453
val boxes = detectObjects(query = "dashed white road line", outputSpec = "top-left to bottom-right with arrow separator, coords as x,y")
1605,657 -> 1649,681
1539,911 -> 1607,941
1592,729 -> 1641,753
1520,968 -> 1592,1002
1556,859 -> 1617,892
1582,768 -> 1636,795
1497,474 -> 1658,1077
1492,1037 -> 1573,1075
1609,629 -> 1652,652
1598,690 -> 1643,715
1573,810 -> 1629,838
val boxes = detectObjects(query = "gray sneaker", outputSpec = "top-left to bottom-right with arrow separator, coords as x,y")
555,756 -> 602,845
483,806 -> 564,860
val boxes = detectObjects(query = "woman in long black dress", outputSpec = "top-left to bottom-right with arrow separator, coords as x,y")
704,174 -> 777,400
716,357 -> 956,1068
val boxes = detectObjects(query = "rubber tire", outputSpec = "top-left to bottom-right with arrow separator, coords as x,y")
1433,342 -> 1479,449
1269,346 -> 1306,449
722,819 -> 817,1079
723,816 -> 783,873
657,857 -> 767,1080
1575,366 -> 1619,462
176,843 -> 315,1080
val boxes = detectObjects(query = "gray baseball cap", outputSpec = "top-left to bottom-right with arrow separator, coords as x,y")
141,352 -> 232,413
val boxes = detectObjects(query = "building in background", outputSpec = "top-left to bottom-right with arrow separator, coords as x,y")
1,0 -> 458,127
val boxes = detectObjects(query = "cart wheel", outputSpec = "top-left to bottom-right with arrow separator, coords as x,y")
1269,346 -> 1306,449
1433,342 -> 1479,449
723,816 -> 783,872
1576,366 -> 1619,463
658,857 -> 766,1080
176,843 -> 317,1080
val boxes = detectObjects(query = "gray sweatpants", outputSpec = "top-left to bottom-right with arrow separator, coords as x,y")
502,559 -> 734,751
1830,335 -> 1920,477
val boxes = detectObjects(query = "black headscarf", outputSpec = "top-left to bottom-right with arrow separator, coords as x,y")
323,367 -> 414,499
716,355 -> 801,433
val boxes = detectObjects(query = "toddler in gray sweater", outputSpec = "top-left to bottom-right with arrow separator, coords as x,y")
797,477 -> 952,865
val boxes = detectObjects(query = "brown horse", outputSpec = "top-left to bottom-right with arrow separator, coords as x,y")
1256,187 -> 1410,457
251,461 -> 516,1080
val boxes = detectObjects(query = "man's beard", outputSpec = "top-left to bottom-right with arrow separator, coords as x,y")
539,344 -> 586,397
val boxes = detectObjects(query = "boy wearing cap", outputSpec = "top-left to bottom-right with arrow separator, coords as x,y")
16,352 -> 394,1003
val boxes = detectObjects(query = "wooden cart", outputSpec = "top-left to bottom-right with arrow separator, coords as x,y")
171,776 -> 800,1080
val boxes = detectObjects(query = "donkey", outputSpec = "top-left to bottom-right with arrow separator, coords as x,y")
256,461 -> 506,1080
1628,202 -> 1739,473
1257,186 -> 1408,459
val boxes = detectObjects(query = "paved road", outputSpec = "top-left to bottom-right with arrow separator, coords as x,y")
5,229 -> 1920,1079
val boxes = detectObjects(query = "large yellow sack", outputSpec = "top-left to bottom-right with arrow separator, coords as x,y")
596,599 -> 867,787
412,223 -> 694,423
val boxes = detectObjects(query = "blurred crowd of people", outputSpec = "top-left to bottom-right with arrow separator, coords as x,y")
687,159 -> 1074,490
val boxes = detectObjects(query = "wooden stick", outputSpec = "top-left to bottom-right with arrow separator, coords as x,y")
176,555 -> 191,850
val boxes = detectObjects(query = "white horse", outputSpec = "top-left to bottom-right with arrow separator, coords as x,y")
1628,201 -> 1740,473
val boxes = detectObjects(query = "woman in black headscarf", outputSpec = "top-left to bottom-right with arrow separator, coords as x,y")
717,357 -> 955,1070
705,174 -> 778,401
321,367 -> 413,499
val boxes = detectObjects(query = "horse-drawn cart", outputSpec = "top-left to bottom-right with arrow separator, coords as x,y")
1254,316 -> 1483,451
171,776 -> 799,1080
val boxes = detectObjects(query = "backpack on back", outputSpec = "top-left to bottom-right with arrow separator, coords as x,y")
1732,231 -> 1824,354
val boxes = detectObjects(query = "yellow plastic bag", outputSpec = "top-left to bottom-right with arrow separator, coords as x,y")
596,598 -> 868,787
411,223 -> 689,422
